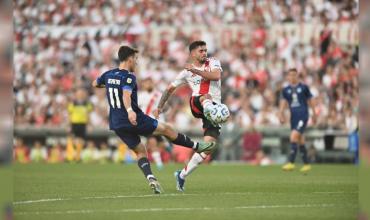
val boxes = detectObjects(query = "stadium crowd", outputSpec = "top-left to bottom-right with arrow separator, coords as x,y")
14,0 -> 359,163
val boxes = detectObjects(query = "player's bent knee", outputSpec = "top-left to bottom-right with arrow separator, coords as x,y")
154,122 -> 173,136
200,94 -> 212,102
133,144 -> 146,158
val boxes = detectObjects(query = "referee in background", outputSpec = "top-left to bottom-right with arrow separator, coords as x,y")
67,88 -> 92,161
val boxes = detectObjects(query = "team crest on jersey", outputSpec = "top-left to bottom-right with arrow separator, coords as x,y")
287,89 -> 292,94
297,87 -> 302,93
127,78 -> 132,83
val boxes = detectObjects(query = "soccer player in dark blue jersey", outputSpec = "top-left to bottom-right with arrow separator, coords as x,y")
278,68 -> 317,173
92,46 -> 215,194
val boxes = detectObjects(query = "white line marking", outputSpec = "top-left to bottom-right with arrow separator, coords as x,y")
13,191 -> 357,205
15,203 -> 336,216
313,191 -> 358,194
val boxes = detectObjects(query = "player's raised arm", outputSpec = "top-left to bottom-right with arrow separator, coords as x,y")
153,69 -> 188,119
153,84 -> 177,119
185,63 -> 221,81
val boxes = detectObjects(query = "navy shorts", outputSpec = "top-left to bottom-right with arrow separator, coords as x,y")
290,115 -> 308,134
113,114 -> 158,149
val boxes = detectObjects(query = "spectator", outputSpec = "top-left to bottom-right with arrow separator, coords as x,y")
29,141 -> 47,162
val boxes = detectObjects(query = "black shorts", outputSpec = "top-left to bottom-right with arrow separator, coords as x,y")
189,96 -> 220,138
71,123 -> 87,138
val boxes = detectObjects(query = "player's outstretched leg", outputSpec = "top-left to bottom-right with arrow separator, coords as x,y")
153,122 -> 216,153
133,143 -> 162,194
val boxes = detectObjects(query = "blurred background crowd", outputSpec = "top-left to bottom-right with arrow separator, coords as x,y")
13,0 -> 359,164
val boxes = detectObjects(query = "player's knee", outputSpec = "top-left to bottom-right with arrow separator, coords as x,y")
133,144 -> 146,157
290,131 -> 300,143
200,94 -> 212,102
156,122 -> 172,136
163,123 -> 174,134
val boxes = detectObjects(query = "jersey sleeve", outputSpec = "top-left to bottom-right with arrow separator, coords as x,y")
121,74 -> 136,92
210,58 -> 223,72
96,71 -> 108,86
304,85 -> 313,99
171,70 -> 189,87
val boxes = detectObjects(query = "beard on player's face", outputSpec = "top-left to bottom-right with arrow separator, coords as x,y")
197,55 -> 207,63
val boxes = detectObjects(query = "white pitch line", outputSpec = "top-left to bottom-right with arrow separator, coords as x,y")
13,193 -> 198,205
15,203 -> 336,216
313,191 -> 358,194
13,191 -> 355,206
13,191 -> 358,205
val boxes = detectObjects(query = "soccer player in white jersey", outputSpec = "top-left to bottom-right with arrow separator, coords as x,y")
153,40 -> 222,191
138,77 -> 166,170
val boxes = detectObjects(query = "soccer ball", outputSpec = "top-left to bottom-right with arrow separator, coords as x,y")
208,103 -> 230,124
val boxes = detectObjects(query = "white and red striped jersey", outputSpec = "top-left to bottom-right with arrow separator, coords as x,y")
138,89 -> 162,119
171,57 -> 223,103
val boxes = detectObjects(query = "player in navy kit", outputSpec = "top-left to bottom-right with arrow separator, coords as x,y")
278,68 -> 317,173
92,46 -> 215,193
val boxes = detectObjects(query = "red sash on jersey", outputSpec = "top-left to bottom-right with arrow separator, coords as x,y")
199,60 -> 210,95
145,93 -> 158,115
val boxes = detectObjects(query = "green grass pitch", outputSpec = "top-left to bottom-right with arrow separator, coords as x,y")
14,163 -> 358,220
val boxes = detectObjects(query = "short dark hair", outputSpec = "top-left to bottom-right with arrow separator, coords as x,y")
189,40 -> 206,52
118,46 -> 138,62
288,68 -> 298,73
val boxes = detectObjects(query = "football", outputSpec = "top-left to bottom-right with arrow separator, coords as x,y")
209,103 -> 230,124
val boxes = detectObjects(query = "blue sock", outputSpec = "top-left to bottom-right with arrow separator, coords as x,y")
289,143 -> 298,163
299,145 -> 309,164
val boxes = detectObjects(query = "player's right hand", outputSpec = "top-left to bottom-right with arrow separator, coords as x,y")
153,108 -> 162,119
128,111 -> 137,126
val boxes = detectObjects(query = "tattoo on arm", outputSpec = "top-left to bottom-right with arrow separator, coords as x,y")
158,88 -> 173,109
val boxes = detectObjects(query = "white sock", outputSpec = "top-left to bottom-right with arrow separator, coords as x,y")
179,152 -> 207,179
151,151 -> 163,167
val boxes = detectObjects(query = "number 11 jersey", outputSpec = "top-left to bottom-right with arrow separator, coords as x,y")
96,68 -> 143,130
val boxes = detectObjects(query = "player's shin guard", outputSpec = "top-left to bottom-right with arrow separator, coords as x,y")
289,143 -> 298,163
172,133 -> 198,150
179,152 -> 206,179
299,145 -> 309,164
137,157 -> 156,181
